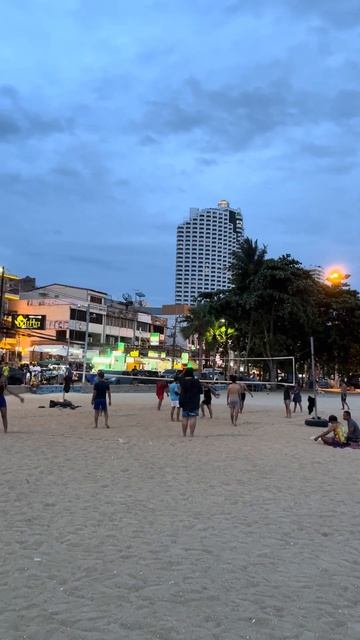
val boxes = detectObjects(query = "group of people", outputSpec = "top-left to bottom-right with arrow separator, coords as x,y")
283,384 -> 303,417
155,371 -> 254,435
314,411 -> 360,447
2,363 -> 360,448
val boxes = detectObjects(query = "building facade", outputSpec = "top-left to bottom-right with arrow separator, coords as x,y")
7,283 -> 167,365
175,200 -> 244,305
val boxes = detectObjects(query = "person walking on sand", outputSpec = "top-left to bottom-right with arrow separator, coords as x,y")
340,381 -> 350,410
169,377 -> 181,422
283,386 -> 292,418
156,379 -> 169,411
179,368 -> 202,437
201,382 -> 219,419
292,385 -> 302,413
0,374 -> 24,433
227,375 -> 242,426
92,370 -> 111,429
238,376 -> 254,413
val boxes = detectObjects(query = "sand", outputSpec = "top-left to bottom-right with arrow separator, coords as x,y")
0,389 -> 359,640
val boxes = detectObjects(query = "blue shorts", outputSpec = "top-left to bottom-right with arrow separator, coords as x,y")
0,395 -> 6,409
94,399 -> 107,412
182,409 -> 199,418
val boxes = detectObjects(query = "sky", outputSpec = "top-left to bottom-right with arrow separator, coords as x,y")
1,0 -> 359,305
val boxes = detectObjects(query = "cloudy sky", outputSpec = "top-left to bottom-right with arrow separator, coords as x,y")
1,0 -> 359,304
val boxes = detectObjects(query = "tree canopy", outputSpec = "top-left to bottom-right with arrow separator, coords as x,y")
181,236 -> 360,377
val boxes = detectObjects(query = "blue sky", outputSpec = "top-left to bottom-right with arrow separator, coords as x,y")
1,0 -> 359,304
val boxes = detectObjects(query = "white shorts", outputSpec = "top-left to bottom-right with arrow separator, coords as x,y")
171,400 -> 179,408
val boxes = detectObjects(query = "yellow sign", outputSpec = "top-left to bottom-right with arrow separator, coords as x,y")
130,350 -> 139,357
11,314 -> 46,330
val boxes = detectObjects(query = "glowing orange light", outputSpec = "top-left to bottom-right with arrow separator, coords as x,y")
325,266 -> 349,286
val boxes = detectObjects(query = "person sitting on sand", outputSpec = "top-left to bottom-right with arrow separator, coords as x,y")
343,411 -> 360,444
314,415 -> 347,447
92,370 -> 111,429
0,374 -> 24,433
227,375 -> 242,426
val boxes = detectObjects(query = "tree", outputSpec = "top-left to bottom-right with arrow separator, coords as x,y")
180,302 -> 214,368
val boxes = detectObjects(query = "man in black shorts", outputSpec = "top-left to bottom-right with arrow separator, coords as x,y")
92,370 -> 111,428
200,382 -> 219,418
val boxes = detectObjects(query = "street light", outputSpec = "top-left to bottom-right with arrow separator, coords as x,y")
325,266 -> 350,286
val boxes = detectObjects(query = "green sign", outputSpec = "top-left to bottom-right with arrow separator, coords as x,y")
148,350 -> 158,358
150,332 -> 160,346
181,352 -> 189,364
117,342 -> 125,352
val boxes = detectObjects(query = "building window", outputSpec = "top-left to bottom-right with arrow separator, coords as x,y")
90,295 -> 103,305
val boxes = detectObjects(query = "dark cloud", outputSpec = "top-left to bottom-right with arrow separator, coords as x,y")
0,85 -> 74,142
134,77 -> 360,155
1,1 -> 360,297
225,0 -> 360,28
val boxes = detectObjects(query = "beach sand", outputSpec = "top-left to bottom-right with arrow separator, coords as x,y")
0,390 -> 359,640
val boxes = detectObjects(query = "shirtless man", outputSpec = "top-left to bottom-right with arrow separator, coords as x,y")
340,381 -> 350,410
227,375 -> 242,426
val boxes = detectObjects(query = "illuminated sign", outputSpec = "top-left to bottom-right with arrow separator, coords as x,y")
130,350 -> 139,357
161,351 -> 166,358
181,352 -> 189,364
148,350 -> 158,358
150,332 -> 160,346
117,342 -> 125,352
12,314 -> 46,330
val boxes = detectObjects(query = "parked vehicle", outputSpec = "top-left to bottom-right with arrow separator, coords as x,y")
347,375 -> 360,389
7,367 -> 25,385
202,369 -> 225,381
317,378 -> 331,389
161,369 -> 181,379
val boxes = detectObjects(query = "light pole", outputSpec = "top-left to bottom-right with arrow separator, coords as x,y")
82,304 -> 90,384
0,266 -> 5,321
171,316 -> 179,369
310,336 -> 318,419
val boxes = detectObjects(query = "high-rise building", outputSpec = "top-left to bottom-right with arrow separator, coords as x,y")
175,200 -> 244,304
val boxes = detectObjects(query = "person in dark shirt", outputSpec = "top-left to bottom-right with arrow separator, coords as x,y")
179,368 -> 202,437
200,383 -> 219,419
92,370 -> 111,429
63,364 -> 73,400
343,411 -> 360,443
283,386 -> 292,418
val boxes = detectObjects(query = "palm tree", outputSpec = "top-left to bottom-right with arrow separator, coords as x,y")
230,237 -> 267,291
229,237 -> 267,357
180,302 -> 213,369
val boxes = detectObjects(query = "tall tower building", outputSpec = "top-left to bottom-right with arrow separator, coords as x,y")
175,200 -> 244,305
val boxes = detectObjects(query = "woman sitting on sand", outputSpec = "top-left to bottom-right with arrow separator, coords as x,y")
314,415 -> 347,448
